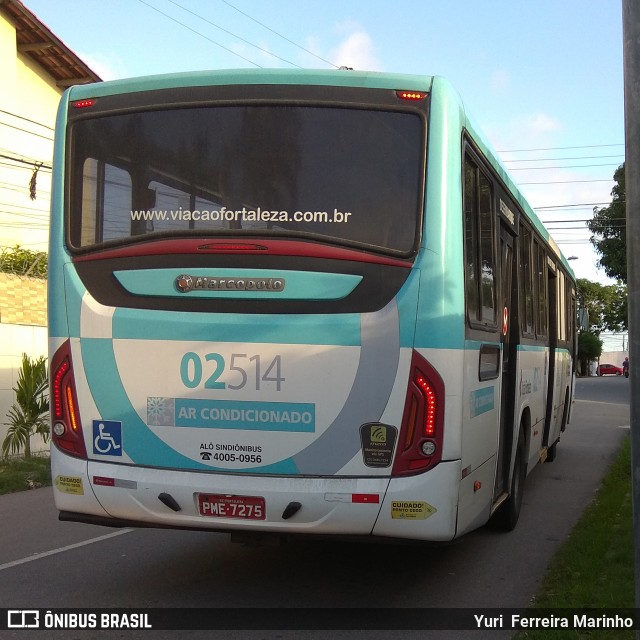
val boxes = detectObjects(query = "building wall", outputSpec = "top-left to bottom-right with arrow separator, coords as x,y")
0,10 -> 64,456
0,273 -> 48,455
0,10 -> 60,253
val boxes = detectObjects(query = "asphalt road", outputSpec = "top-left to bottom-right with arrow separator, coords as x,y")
0,377 -> 631,640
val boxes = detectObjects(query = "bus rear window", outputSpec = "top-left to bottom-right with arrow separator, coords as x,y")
68,105 -> 424,256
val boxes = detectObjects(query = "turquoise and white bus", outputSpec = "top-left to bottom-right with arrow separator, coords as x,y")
49,69 -> 576,541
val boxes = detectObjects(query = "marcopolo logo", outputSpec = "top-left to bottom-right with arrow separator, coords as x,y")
175,274 -> 286,293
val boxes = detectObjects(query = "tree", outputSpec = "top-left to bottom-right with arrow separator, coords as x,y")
587,163 -> 626,283
577,331 -> 603,377
576,278 -> 627,334
2,354 -> 50,459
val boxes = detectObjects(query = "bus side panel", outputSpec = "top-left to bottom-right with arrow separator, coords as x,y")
517,346 -> 547,473
546,348 -> 572,448
455,456 -> 496,536
455,342 -> 500,533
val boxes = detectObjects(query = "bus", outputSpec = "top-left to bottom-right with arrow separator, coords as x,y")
49,69 -> 576,541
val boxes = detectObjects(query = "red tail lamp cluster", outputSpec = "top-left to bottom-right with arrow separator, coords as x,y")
51,340 -> 87,459
392,350 -> 445,476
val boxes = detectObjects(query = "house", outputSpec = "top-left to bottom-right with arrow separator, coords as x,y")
0,0 -> 101,454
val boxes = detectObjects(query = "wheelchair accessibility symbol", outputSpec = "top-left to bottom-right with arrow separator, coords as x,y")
92,420 -> 123,456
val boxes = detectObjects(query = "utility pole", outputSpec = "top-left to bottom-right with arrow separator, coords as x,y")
622,0 -> 640,632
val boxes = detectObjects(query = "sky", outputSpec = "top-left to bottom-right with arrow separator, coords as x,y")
24,1 -> 626,289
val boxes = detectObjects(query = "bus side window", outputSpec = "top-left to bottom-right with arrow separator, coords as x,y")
519,225 -> 534,336
464,155 -> 497,329
464,159 -> 479,321
535,240 -> 548,337
81,158 -> 132,245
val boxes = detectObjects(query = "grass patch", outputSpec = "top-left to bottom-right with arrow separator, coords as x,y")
0,455 -> 51,495
516,434 -> 633,639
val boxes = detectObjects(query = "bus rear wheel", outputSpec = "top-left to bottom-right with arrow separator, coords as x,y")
493,427 -> 526,531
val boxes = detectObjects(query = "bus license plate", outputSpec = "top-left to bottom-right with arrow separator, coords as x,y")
198,494 -> 266,520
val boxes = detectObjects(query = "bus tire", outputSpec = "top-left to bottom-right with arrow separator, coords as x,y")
546,441 -> 557,462
494,427 -> 526,531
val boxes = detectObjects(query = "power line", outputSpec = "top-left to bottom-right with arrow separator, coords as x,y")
542,217 -> 626,223
136,0 -> 262,67
0,153 -> 52,170
504,154 -> 624,163
0,121 -> 54,141
536,201 -> 626,210
166,0 -> 302,68
510,162 -> 622,171
220,0 -> 339,68
519,179 -> 615,185
0,109 -> 54,131
498,143 -> 625,153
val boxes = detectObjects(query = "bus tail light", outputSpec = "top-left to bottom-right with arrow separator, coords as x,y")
51,340 -> 87,459
72,98 -> 97,109
392,351 -> 445,476
396,90 -> 428,101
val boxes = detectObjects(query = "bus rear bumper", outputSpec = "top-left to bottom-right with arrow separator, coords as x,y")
52,453 -> 462,541
54,456 -> 389,536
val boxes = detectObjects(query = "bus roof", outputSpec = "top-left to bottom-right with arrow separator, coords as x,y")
66,68 -> 433,99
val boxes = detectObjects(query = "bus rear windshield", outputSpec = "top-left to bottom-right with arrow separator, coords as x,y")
68,105 -> 424,255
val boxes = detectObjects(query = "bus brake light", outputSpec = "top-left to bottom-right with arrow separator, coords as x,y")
393,351 -> 445,476
72,99 -> 97,108
396,90 -> 427,101
51,341 -> 87,459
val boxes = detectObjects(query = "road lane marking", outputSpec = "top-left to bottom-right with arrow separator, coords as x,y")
575,399 -> 631,406
0,529 -> 133,572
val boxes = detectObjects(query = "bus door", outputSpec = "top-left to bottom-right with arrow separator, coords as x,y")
543,262 -> 558,447
495,223 -> 518,499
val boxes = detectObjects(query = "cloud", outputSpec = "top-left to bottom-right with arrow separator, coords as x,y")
331,27 -> 382,71
489,69 -> 511,95
492,111 -> 563,149
483,111 -> 618,284
78,52 -> 128,81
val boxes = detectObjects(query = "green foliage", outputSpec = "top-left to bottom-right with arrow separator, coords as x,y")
2,354 -> 50,459
0,245 -> 47,279
0,455 -> 51,494
515,436 -> 633,639
577,331 -> 602,376
576,277 -> 627,334
587,164 -> 626,283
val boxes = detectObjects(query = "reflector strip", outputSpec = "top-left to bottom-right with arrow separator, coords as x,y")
93,476 -> 115,487
324,493 -> 380,503
351,494 -> 380,504
93,476 -> 138,489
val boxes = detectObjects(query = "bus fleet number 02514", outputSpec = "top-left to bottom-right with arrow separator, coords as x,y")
179,352 -> 285,392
